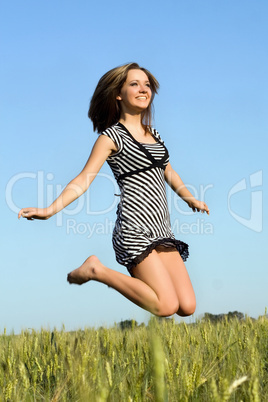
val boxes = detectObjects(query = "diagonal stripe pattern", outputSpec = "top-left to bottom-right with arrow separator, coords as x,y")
101,122 -> 189,275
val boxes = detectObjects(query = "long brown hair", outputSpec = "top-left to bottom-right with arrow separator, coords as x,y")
88,63 -> 159,133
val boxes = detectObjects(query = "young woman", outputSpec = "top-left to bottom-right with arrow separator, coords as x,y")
18,63 -> 209,317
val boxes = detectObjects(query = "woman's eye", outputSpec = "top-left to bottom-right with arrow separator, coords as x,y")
146,83 -> 151,88
130,82 -> 138,86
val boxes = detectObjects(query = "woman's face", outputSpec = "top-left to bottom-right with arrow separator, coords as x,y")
116,69 -> 152,113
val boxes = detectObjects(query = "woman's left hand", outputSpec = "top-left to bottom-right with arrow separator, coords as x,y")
188,199 -> 210,215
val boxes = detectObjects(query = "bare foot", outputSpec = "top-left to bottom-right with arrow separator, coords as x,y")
67,255 -> 102,285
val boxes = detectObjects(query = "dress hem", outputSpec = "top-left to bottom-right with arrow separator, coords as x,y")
126,238 -> 189,277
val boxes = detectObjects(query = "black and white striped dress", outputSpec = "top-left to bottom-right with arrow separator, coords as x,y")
101,122 -> 189,276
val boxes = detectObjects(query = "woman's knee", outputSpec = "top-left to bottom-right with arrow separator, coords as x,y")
154,299 -> 180,317
178,298 -> 196,317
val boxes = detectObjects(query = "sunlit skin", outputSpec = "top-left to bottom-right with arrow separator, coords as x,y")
18,69 -> 209,318
116,69 -> 152,114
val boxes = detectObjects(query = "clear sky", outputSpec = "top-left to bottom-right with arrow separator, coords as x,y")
1,0 -> 267,333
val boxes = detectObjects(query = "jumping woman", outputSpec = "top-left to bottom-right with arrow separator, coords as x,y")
18,63 -> 209,318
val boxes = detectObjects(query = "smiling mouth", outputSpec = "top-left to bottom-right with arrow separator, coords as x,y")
136,96 -> 147,100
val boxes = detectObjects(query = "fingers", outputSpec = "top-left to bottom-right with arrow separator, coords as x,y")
18,208 -> 35,220
198,203 -> 209,215
202,203 -> 210,215
18,208 -> 50,220
18,209 -> 26,219
192,203 -> 210,215
201,203 -> 209,215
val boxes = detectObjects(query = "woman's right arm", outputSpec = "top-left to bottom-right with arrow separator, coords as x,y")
18,135 -> 117,220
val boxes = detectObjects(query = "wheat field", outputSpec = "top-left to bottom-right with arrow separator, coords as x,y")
1,314 -> 267,401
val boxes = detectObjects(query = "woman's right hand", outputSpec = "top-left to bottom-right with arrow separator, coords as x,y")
18,207 -> 52,220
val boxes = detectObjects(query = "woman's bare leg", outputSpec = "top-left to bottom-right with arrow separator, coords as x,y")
67,252 -> 180,317
156,246 -> 196,316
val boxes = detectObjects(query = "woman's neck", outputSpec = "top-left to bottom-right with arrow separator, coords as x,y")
119,113 -> 144,132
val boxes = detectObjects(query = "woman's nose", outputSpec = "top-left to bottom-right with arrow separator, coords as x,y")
139,85 -> 147,93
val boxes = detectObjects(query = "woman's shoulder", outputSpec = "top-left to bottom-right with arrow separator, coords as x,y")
102,122 -> 129,137
149,126 -> 164,143
101,122 -> 120,134
100,123 -> 124,156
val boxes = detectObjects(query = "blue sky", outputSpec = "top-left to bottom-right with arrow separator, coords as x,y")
1,0 -> 267,333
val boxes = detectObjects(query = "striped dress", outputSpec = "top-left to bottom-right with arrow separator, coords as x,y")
101,122 -> 189,276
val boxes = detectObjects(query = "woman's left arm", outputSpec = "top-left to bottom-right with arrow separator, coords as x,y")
164,162 -> 210,214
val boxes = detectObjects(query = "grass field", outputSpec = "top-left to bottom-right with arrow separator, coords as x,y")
1,314 -> 267,401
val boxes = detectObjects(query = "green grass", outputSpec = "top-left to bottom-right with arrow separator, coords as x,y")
1,315 -> 267,401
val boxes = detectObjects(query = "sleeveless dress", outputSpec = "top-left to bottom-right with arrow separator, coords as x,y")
101,122 -> 189,276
